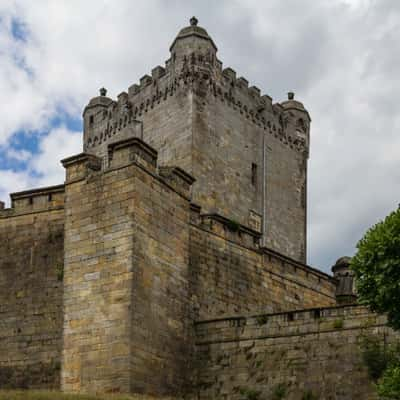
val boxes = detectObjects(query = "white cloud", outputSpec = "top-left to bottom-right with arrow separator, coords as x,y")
0,127 -> 81,206
0,0 -> 399,272
5,148 -> 32,162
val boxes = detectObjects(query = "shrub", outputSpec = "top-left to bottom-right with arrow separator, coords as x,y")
272,383 -> 287,400
301,390 -> 318,400
239,387 -> 261,400
377,364 -> 400,399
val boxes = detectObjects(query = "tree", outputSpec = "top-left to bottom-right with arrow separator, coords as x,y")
350,206 -> 400,330
351,206 -> 400,398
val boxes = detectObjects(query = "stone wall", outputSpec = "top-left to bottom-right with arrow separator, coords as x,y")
192,76 -> 309,262
61,138 -> 193,395
0,185 -> 65,389
189,210 -> 337,320
194,305 -> 398,400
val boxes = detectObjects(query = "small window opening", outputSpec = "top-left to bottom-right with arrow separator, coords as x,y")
89,115 -> 94,126
48,193 -> 53,202
251,163 -> 257,186
314,309 -> 321,319
28,197 -> 33,205
287,312 -> 294,322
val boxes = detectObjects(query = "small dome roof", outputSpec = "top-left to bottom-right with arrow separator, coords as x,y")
332,256 -> 352,273
281,92 -> 306,111
83,88 -> 113,115
170,17 -> 217,51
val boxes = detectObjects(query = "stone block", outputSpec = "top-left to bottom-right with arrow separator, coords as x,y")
61,153 -> 101,183
108,137 -> 157,172
151,65 -> 166,79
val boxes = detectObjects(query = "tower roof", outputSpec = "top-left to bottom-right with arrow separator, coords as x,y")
170,17 -> 217,52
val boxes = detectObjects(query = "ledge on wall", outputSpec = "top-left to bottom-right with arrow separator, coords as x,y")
0,184 -> 66,216
261,246 -> 336,283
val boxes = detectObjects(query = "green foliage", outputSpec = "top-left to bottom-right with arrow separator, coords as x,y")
301,390 -> 318,400
332,319 -> 344,329
350,207 -> 400,330
360,336 -> 400,382
377,363 -> 400,399
256,315 -> 268,326
360,336 -> 392,381
239,387 -> 261,400
56,263 -> 64,281
272,383 -> 287,400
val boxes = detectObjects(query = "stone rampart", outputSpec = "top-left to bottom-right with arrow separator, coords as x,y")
0,185 -> 65,389
61,137 -> 194,395
194,305 -> 398,400
189,209 -> 337,320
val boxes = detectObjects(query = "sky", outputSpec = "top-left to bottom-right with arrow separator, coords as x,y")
0,0 -> 399,273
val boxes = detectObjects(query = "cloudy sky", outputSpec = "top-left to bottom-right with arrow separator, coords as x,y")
0,0 -> 399,272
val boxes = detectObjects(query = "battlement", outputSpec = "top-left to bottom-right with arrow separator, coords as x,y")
190,205 -> 261,249
83,19 -> 310,159
195,305 -> 385,342
63,137 -> 195,201
189,203 -> 334,290
0,184 -> 65,217
194,305 -> 398,399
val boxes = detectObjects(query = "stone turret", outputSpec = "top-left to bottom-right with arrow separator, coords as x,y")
83,88 -> 113,152
169,17 -> 218,75
332,256 -> 357,305
281,92 -> 311,158
82,87 -> 142,158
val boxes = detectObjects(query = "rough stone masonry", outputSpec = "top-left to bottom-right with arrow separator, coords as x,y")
0,18 -> 397,399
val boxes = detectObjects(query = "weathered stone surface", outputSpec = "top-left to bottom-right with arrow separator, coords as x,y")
194,305 -> 399,400
0,185 -> 65,389
82,18 -> 309,263
61,138 -> 193,395
189,212 -> 337,320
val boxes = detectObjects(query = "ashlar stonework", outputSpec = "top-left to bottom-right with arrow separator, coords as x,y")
0,18 -> 396,399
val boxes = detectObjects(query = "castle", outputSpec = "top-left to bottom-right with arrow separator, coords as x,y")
0,18 -> 396,399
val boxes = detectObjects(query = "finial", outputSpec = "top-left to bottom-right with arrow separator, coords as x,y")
99,87 -> 107,96
190,16 -> 198,26
288,92 -> 295,100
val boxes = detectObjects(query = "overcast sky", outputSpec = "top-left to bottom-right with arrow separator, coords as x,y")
0,0 -> 399,273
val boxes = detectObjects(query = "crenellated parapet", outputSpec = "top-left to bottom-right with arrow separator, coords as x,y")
83,19 -> 310,159
62,136 -> 195,202
0,184 -> 65,217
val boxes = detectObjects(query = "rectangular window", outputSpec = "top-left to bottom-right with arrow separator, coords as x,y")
251,163 -> 257,186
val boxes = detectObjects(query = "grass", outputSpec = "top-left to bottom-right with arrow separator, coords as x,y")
0,391 -> 178,400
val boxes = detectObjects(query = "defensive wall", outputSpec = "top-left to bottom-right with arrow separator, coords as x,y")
189,209 -> 336,320
0,136 -> 337,395
194,305 -> 398,400
0,185 -> 65,389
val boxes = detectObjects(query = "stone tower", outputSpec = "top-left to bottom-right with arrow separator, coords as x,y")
82,17 -> 311,263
